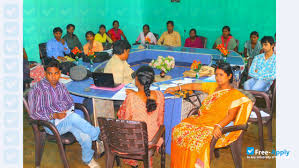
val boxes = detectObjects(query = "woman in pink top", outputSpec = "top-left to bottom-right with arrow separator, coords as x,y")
108,20 -> 127,42
117,66 -> 165,168
184,29 -> 204,48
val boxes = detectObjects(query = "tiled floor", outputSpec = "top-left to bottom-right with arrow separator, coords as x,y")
23,107 -> 276,168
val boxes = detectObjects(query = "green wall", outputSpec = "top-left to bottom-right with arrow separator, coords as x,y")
24,0 -> 276,62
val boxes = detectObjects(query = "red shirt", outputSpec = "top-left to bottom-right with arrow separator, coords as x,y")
108,28 -> 124,42
184,37 -> 203,48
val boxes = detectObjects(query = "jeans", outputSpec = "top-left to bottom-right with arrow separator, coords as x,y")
45,112 -> 100,164
244,78 -> 271,92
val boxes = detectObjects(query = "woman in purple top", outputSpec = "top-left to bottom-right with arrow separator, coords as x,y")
184,29 -> 204,48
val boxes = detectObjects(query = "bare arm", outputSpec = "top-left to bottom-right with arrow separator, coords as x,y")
213,106 -> 240,138
164,83 -> 202,94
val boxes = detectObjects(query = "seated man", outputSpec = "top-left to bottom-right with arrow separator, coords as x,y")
157,21 -> 181,47
244,36 -> 276,92
83,31 -> 104,54
62,24 -> 83,51
28,60 -> 101,168
46,27 -> 70,59
104,40 -> 134,84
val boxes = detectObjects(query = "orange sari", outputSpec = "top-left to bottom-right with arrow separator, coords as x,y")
117,90 -> 165,167
171,82 -> 253,168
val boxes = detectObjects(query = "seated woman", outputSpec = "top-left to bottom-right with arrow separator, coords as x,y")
165,63 -> 253,168
117,65 -> 165,168
108,20 -> 127,42
95,24 -> 113,43
184,29 -> 204,48
243,31 -> 263,59
213,26 -> 238,52
135,24 -> 157,45
83,31 -> 103,54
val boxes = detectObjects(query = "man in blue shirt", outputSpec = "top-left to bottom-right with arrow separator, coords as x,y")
244,36 -> 276,92
46,27 -> 70,59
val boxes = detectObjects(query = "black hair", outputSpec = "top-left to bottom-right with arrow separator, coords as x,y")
261,36 -> 275,46
44,60 -> 60,71
143,24 -> 150,30
222,26 -> 230,32
167,20 -> 174,26
250,31 -> 259,37
66,24 -> 75,30
113,20 -> 119,25
189,28 -> 197,35
53,27 -> 63,33
85,31 -> 95,37
215,62 -> 234,83
112,40 -> 131,55
99,24 -> 106,29
135,66 -> 157,113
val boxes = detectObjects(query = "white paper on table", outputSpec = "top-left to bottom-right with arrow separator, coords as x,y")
54,106 -> 74,126
111,84 -> 158,100
249,110 -> 270,119
59,74 -> 73,84
159,83 -> 178,91
202,75 -> 216,82
171,78 -> 194,85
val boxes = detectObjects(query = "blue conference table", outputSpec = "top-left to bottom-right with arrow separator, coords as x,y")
66,45 -> 245,155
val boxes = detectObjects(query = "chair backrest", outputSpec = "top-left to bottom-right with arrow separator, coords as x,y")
235,39 -> 240,52
153,33 -> 159,41
199,36 -> 207,48
39,43 -> 47,65
23,94 -> 34,119
269,79 -> 276,111
98,117 -> 149,155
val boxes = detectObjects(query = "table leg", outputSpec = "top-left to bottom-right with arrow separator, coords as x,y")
92,98 -> 101,157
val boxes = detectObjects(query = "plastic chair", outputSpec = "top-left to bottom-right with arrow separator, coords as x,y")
247,80 -> 276,151
153,33 -> 159,42
23,95 -> 98,168
98,117 -> 165,168
199,36 -> 207,48
39,43 -> 48,65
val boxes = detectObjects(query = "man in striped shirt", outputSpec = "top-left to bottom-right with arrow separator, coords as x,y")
28,60 -> 101,168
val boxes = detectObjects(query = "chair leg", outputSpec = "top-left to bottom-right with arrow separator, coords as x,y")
257,122 -> 265,151
160,143 -> 165,168
56,141 -> 69,168
143,156 -> 149,168
267,120 -> 273,142
116,156 -> 121,166
34,132 -> 46,167
106,152 -> 115,168
230,133 -> 243,168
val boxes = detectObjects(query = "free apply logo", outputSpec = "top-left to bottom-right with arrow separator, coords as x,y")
246,147 -> 290,157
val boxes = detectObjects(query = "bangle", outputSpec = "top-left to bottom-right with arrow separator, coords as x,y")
178,84 -> 182,91
215,124 -> 222,129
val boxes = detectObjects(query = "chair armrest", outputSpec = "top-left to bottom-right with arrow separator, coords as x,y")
148,125 -> 165,148
221,124 -> 248,135
247,90 -> 271,110
75,103 -> 91,123
210,124 -> 248,147
30,119 -> 64,142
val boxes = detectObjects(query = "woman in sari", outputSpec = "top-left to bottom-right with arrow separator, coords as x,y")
165,63 -> 253,168
117,66 -> 165,168
213,26 -> 238,52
